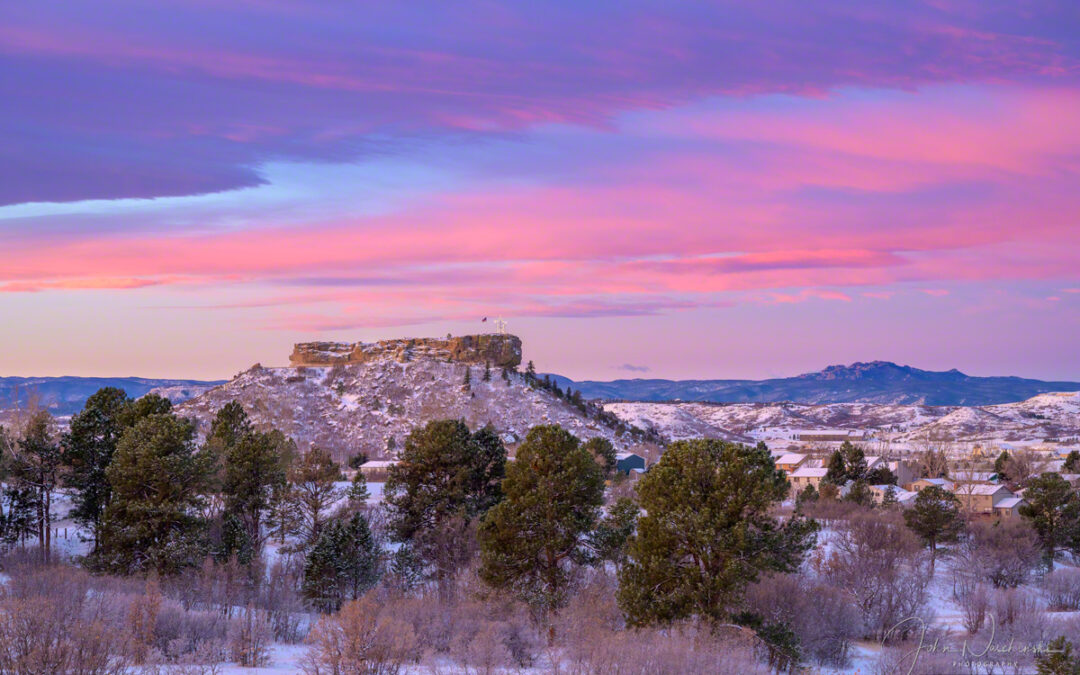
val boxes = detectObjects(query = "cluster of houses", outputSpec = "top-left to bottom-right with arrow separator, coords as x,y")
774,450 -> 1031,518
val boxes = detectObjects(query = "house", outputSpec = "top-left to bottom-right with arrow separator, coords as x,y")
993,497 -> 1026,519
888,460 -> 918,487
864,456 -> 884,471
615,452 -> 646,475
358,459 -> 397,481
953,484 -> 1015,515
868,484 -> 917,507
789,467 -> 828,491
775,453 -> 808,474
907,477 -> 955,492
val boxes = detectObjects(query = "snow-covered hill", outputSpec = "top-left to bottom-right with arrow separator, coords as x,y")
604,391 -> 1080,445
177,357 -> 650,462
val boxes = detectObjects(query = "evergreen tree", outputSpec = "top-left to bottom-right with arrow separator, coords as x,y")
265,481 -> 300,547
881,485 -> 900,508
865,465 -> 898,485
93,413 -> 210,575
904,485 -> 964,569
11,411 -> 61,562
463,367 -> 472,390
61,387 -> 131,549
818,482 -> 840,501
1020,473 -> 1080,561
581,437 -> 617,476
1036,636 -> 1080,675
617,439 -> 817,628
995,451 -> 1012,481
478,425 -> 604,638
223,425 -> 292,558
526,361 -> 537,379
483,362 -> 491,382
587,497 -> 638,567
840,441 -> 868,482
386,420 -> 506,583
389,543 -> 424,592
302,512 -> 380,612
1066,452 -> 1080,475
289,447 -> 343,546
347,471 -> 370,506
843,480 -> 873,507
795,484 -> 819,512
824,450 -> 847,485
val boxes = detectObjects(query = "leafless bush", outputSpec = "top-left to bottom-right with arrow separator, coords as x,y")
300,594 -> 418,675
959,518 -> 1042,588
558,622 -> 767,675
261,555 -> 309,642
991,586 -> 1043,628
743,572 -> 862,667
820,512 -> 933,642
228,606 -> 273,667
1042,566 -> 1080,611
951,571 -> 990,634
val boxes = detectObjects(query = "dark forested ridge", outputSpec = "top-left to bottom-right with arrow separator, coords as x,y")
549,361 -> 1080,406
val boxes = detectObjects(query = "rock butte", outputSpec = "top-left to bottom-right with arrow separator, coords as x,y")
289,334 -> 523,369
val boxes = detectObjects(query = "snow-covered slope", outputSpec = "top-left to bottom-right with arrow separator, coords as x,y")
605,391 -> 1080,444
177,359 -> 648,462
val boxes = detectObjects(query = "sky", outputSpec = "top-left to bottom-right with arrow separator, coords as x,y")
1,0 -> 1079,381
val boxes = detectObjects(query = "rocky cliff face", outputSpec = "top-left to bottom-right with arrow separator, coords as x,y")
290,334 -> 522,369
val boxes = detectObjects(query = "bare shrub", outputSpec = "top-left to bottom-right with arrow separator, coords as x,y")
228,606 -> 273,667
743,572 -> 862,667
261,555 -> 308,642
559,622 -> 767,675
959,518 -> 1042,588
990,586 -> 1042,628
820,512 -> 933,642
301,594 -> 419,675
1042,566 -> 1080,610
951,571 -> 990,634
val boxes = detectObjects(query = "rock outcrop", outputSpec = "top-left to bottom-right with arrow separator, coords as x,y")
289,334 -> 522,369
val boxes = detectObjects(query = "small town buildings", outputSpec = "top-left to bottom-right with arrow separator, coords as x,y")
776,453 -> 808,474
954,484 -> 1015,515
358,459 -> 397,481
992,496 -> 1026,519
789,467 -> 828,491
907,477 -> 955,492
868,484 -> 917,507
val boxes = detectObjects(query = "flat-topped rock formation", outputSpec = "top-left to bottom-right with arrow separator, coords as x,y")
289,334 -> 522,369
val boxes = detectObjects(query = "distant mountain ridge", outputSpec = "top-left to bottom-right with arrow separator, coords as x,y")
0,376 -> 224,416
549,361 -> 1080,406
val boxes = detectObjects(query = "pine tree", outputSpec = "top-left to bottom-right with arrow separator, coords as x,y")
1020,473 -> 1080,561
302,512 -> 380,612
289,447 -> 343,546
483,362 -> 491,382
11,411 -> 61,563
93,412 -> 210,575
617,439 -> 818,628
995,450 -> 1012,480
61,387 -> 131,549
223,427 -> 293,558
526,361 -> 537,379
795,484 -> 818,512
1066,452 -> 1080,475
587,497 -> 639,567
478,425 -> 604,640
843,480 -> 873,507
385,420 -> 505,584
1036,636 -> 1080,675
390,544 -> 424,592
463,367 -> 472,391
265,482 -> 300,547
347,471 -> 370,506
824,451 -> 847,485
904,485 -> 964,569
881,485 -> 900,508
840,441 -> 867,482
581,437 -> 617,476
